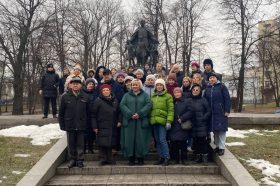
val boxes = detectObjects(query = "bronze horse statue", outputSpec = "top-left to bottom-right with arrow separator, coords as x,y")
127,20 -> 159,67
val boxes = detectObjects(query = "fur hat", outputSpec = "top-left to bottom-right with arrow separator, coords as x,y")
167,73 -> 177,81
191,61 -> 200,68
207,72 -> 218,81
203,59 -> 213,68
100,84 -> 111,93
146,74 -> 156,81
87,69 -> 95,75
124,76 -> 134,82
70,76 -> 82,84
155,78 -> 166,90
173,87 -> 182,93
85,78 -> 98,86
115,72 -> 127,79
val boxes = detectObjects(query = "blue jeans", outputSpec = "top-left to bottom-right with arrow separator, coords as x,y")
153,124 -> 170,159
213,131 -> 226,149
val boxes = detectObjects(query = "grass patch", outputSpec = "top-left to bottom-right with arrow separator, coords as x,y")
227,127 -> 280,185
0,136 -> 57,185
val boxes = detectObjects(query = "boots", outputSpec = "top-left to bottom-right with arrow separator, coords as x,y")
162,158 -> 169,166
137,158 -> 144,165
194,154 -> 202,163
128,156 -> 135,166
68,160 -> 76,168
154,158 -> 164,165
202,154 -> 208,164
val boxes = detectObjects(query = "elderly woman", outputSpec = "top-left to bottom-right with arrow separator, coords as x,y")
120,79 -> 152,166
204,73 -> 231,156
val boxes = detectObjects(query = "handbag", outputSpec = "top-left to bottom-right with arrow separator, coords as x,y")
181,120 -> 192,130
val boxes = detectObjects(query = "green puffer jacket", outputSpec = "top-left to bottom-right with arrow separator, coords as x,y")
150,91 -> 174,125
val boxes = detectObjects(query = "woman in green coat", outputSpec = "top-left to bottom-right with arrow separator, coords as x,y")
150,78 -> 174,166
120,79 -> 152,166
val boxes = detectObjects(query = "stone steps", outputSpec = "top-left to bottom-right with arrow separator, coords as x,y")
45,174 -> 231,186
56,161 -> 220,175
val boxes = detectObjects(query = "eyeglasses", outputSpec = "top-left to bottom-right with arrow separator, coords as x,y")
192,89 -> 200,92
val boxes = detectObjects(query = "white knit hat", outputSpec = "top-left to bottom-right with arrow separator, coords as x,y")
155,78 -> 166,90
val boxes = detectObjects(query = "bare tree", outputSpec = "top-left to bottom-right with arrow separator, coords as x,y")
220,0 -> 266,112
0,0 -> 49,115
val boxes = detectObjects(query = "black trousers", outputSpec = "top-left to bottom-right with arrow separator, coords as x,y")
84,125 -> 95,152
170,140 -> 188,161
193,136 -> 208,154
67,131 -> 84,162
99,147 -> 113,163
43,97 -> 57,116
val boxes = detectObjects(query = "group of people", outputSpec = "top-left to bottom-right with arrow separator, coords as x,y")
40,58 -> 231,168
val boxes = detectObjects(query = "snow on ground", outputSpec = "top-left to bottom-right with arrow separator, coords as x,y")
227,128 -> 279,138
227,128 -> 259,138
2,176 -> 7,179
246,159 -> 280,186
14,154 -> 30,158
12,171 -> 22,175
0,124 -> 65,146
225,142 -> 245,146
0,180 -> 2,183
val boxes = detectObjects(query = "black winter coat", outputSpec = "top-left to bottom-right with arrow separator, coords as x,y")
176,71 -> 184,87
91,95 -> 120,147
191,95 -> 211,137
182,86 -> 192,98
102,79 -> 124,103
59,91 -> 90,131
168,97 -> 193,141
41,71 -> 60,98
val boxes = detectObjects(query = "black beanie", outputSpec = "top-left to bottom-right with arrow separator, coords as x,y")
203,59 -> 213,68
47,63 -> 54,68
207,72 -> 218,81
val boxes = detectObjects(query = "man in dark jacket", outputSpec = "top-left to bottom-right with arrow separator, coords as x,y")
40,64 -> 60,119
59,76 -> 90,168
202,59 -> 222,85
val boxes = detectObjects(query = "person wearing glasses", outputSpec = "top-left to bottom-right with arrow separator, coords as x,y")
190,84 -> 211,164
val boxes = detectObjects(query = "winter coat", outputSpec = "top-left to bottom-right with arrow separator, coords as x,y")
143,85 -> 155,98
150,91 -> 174,125
175,71 -> 184,87
166,83 -> 178,97
120,90 -> 152,157
168,97 -> 192,141
91,95 -> 120,147
41,71 -> 60,98
59,91 -> 90,131
102,79 -> 124,103
182,86 -> 192,98
191,95 -> 211,137
204,82 -> 231,132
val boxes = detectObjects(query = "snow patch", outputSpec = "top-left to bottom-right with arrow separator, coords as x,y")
2,176 -> 7,179
227,128 -> 259,138
263,130 -> 279,133
246,159 -> 280,185
226,142 -> 245,146
14,154 -> 30,158
0,180 -> 2,183
0,124 -> 65,146
12,171 -> 22,175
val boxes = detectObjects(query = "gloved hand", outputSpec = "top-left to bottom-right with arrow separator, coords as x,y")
165,123 -> 171,130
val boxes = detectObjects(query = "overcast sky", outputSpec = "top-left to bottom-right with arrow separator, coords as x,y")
121,0 -> 278,73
